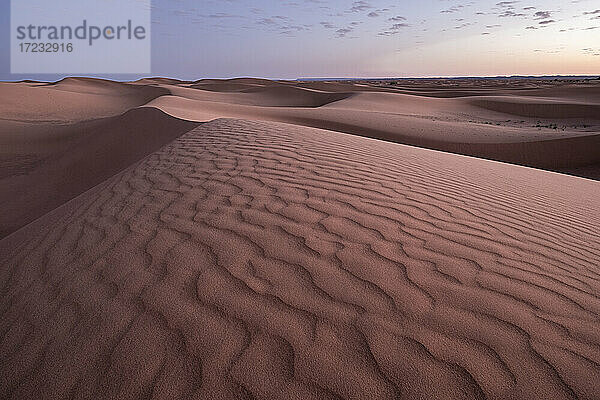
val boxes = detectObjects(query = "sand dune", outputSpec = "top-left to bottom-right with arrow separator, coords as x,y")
187,78 -> 285,92
0,78 -> 168,123
230,86 -> 353,108
195,77 -> 288,86
134,77 -> 192,86
0,107 -> 198,238
1,119 -> 599,400
189,84 -> 353,107
143,89 -> 600,172
468,97 -> 600,120
189,82 -> 267,93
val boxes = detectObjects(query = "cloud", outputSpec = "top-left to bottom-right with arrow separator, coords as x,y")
378,22 -> 410,36
496,1 -> 518,7
498,10 -> 526,17
388,15 -> 407,22
584,10 -> 600,19
441,5 -> 464,14
349,1 -> 373,12
454,22 -> 474,29
582,47 -> 600,56
257,17 -> 277,25
335,27 -> 353,37
494,1 -> 526,17
533,11 -> 552,20
255,15 -> 310,36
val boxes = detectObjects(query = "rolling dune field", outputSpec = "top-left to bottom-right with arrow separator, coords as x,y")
1,78 -> 599,400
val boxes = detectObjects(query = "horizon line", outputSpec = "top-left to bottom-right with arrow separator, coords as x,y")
2,73 -> 600,84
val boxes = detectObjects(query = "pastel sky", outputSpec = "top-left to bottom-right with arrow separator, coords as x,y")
1,0 -> 599,80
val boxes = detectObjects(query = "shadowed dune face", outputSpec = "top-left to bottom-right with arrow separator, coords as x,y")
1,119 -> 599,400
468,98 -> 600,120
0,79 -> 184,232
0,80 -> 180,237
0,108 -> 199,238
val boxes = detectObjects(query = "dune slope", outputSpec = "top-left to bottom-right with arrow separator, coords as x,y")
1,119 -> 599,400
0,107 -> 199,238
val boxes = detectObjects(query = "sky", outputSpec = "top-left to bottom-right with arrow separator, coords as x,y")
1,0 -> 599,80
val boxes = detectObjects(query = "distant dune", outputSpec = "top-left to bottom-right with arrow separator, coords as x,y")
142,78 -> 600,172
0,77 -> 599,400
1,77 -> 169,122
468,97 -> 600,119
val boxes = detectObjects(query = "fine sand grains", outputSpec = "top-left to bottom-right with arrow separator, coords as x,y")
1,119 -> 599,400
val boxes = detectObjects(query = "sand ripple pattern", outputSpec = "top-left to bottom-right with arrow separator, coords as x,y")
1,119 -> 599,400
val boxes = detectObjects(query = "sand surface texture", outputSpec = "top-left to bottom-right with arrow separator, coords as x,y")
2,118 -> 600,400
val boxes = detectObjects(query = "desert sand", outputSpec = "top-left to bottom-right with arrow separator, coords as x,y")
1,77 -> 599,400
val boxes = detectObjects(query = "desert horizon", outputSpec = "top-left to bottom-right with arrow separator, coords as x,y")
2,0 -> 600,399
